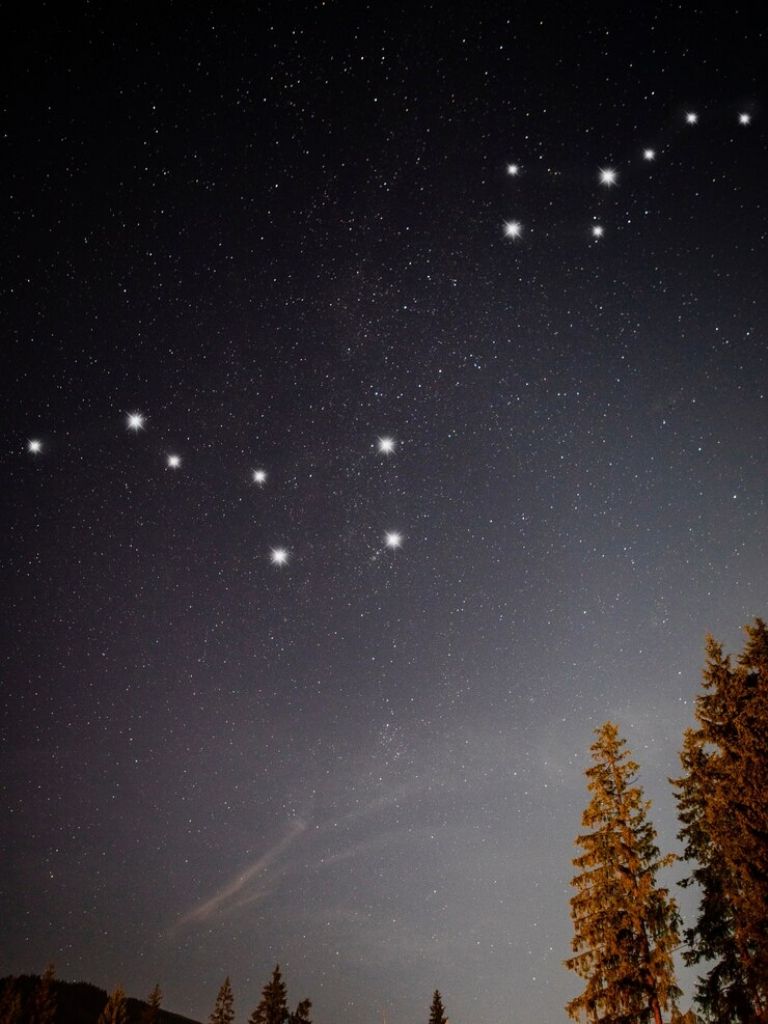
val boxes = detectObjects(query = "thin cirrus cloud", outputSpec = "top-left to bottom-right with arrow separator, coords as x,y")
175,819 -> 307,928
172,785 -> 425,930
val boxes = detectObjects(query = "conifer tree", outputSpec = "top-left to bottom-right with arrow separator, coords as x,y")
289,999 -> 312,1024
30,965 -> 57,1024
673,622 -> 768,1023
565,722 -> 681,1024
210,978 -> 235,1024
675,725 -> 750,1024
249,965 -> 311,1024
98,987 -> 128,1024
250,966 -> 289,1024
0,980 -> 23,1024
429,990 -> 448,1024
143,984 -> 163,1024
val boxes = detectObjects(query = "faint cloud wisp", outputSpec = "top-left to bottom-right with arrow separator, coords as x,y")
175,819 -> 307,929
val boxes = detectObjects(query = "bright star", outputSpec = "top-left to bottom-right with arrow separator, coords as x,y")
598,167 -> 618,186
643,148 -> 656,161
503,220 -> 523,239
685,112 -> 698,124
167,454 -> 181,469
27,439 -> 43,454
738,112 -> 751,125
253,468 -> 268,485
384,531 -> 403,550
506,163 -> 520,176
126,411 -> 145,431
591,225 -> 604,239
377,436 -> 396,455
270,547 -> 289,566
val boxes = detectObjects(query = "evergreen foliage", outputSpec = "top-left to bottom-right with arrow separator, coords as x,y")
30,965 -> 57,1024
98,988 -> 129,1024
565,721 -> 681,1024
249,966 -> 311,1024
0,981 -> 22,1024
289,1000 -> 312,1024
429,990 -> 448,1024
209,979 -> 234,1024
673,621 -> 768,1023
249,967 -> 288,1024
143,986 -> 163,1024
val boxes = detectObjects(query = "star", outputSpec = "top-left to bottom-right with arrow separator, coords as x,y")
642,148 -> 656,161
685,112 -> 698,124
253,468 -> 268,485
506,163 -> 520,176
384,531 -> 403,550
27,439 -> 43,454
167,454 -> 181,469
377,436 -> 396,455
126,411 -> 145,431
591,225 -> 604,239
503,220 -> 523,239
738,112 -> 751,125
598,167 -> 618,187
270,547 -> 289,566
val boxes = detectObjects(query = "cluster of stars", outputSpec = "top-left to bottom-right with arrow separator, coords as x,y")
24,414 -> 405,566
502,106 -> 754,241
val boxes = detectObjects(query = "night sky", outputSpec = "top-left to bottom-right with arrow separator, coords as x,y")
3,5 -> 767,1024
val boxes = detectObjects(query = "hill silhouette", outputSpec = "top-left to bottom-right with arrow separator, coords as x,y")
0,975 -> 202,1024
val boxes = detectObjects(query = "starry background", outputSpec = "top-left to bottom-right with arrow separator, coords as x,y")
2,4 -> 767,1024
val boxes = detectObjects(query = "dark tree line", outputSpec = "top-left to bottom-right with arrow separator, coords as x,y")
1,963 -> 449,1024
0,973 -> 165,1024
566,619 -> 768,1024
0,967 -> 57,1024
208,967 -> 311,1024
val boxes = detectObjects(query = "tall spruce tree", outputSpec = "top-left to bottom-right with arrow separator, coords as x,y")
98,987 -> 128,1024
249,965 -> 310,1024
143,984 -> 163,1024
429,990 -> 448,1024
0,980 -> 23,1024
210,978 -> 235,1024
30,965 -> 57,1024
565,722 -> 681,1024
673,622 -> 768,1024
249,966 -> 288,1024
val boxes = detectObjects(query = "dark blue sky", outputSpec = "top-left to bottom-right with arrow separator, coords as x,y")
2,5 -> 767,1024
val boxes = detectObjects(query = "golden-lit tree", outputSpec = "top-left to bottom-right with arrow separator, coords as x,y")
143,984 -> 163,1024
566,722 -> 680,1024
30,965 -> 57,1024
0,980 -> 23,1024
98,987 -> 128,1024
674,621 -> 768,1023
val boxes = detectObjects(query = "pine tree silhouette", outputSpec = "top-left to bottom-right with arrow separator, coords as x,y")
209,978 -> 235,1024
429,990 -> 448,1024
